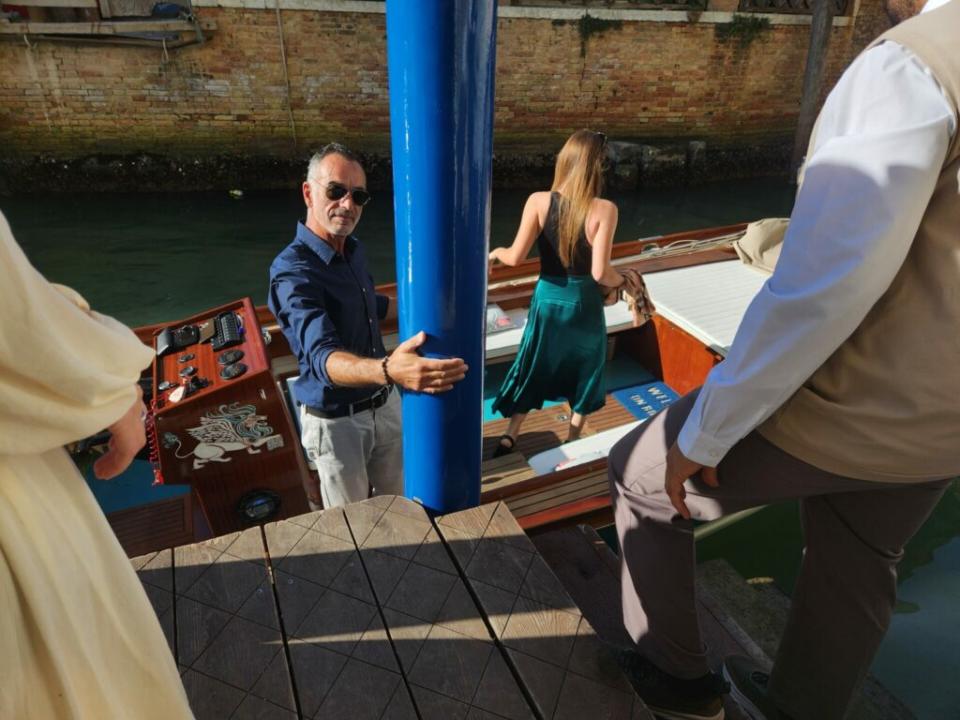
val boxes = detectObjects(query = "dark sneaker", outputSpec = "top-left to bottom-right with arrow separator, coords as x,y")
722,656 -> 793,720
613,647 -> 727,720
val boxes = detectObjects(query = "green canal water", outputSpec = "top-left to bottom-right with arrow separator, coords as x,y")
1,180 -> 794,327
2,181 -> 956,718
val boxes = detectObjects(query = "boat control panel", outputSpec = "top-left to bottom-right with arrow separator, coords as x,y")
150,297 -> 308,534
155,309 -> 253,402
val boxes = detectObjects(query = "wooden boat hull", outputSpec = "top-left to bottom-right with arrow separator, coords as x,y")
109,223 -> 747,554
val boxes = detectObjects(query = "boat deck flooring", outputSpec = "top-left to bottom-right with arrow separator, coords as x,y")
132,496 -> 654,720
478,391 -> 638,529
481,391 -> 636,461
482,402 -> 580,459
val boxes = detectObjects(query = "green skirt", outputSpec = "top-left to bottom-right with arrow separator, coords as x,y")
492,275 -> 606,417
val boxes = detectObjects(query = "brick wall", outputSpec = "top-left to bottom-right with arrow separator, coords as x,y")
0,0 -> 890,161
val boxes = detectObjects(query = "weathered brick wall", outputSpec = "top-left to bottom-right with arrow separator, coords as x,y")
0,0 -> 890,160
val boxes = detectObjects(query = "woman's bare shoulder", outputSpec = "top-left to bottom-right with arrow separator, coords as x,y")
527,190 -> 553,207
525,191 -> 553,222
589,197 -> 618,218
591,196 -> 617,211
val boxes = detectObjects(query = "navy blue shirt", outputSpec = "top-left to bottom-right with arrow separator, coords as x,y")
268,222 -> 389,413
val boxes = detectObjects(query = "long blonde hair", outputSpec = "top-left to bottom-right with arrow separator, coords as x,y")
551,130 -> 607,266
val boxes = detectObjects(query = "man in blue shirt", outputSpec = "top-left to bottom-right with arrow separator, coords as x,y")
269,143 -> 468,508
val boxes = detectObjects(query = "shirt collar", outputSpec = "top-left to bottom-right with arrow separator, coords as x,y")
295,222 -> 357,264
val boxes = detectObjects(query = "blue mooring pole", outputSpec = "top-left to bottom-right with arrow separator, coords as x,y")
386,0 -> 497,514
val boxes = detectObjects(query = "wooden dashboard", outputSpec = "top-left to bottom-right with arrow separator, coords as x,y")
149,297 -> 309,535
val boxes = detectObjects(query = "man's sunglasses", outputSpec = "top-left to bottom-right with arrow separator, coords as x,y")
324,182 -> 372,207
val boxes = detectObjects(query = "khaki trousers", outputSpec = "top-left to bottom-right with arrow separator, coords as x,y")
608,389 -> 949,720
300,389 -> 404,509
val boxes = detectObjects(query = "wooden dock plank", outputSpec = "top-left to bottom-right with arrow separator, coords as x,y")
436,501 -> 651,720
345,496 -> 540,720
171,526 -> 298,719
258,508 -> 392,719
133,549 -> 176,656
137,498 -> 686,719
529,528 -> 631,649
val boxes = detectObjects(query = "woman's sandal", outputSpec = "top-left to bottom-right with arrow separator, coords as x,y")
492,434 -> 516,458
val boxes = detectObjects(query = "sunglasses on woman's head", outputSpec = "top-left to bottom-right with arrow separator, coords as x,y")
324,182 -> 372,207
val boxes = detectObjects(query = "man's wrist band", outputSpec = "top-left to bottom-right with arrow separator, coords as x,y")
381,355 -> 396,386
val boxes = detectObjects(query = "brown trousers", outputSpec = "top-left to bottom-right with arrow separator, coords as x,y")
608,390 -> 949,720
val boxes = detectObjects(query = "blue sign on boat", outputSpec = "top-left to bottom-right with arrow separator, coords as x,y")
612,381 -> 680,421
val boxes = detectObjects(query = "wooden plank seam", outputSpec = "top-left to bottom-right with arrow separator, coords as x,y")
255,523 -> 306,720
427,504 -> 547,720
340,509 -> 425,720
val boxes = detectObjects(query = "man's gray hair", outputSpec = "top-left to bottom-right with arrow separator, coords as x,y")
306,142 -> 362,182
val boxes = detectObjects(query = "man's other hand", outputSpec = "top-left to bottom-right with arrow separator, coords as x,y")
664,441 -> 719,520
387,331 -> 468,394
303,474 -> 322,508
93,385 -> 147,480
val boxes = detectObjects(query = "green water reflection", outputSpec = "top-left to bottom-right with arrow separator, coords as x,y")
0,179 -> 795,327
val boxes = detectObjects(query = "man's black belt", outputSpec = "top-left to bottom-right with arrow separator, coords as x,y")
304,385 -> 392,420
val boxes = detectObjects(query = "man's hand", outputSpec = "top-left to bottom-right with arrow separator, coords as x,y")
93,385 -> 147,480
386,331 -> 468,394
664,441 -> 718,520
303,474 -> 322,508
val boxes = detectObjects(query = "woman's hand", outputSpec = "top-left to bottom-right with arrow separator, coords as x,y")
93,385 -> 147,480
598,270 -> 626,306
600,281 -> 621,306
621,268 -> 655,323
488,249 -> 500,275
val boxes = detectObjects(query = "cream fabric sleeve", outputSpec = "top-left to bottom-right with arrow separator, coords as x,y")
0,211 -> 154,455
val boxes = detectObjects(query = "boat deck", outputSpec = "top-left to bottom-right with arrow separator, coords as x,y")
132,496 -> 654,719
644,259 -> 767,356
472,257 -> 772,530
480,392 -> 636,460
478,384 -> 653,530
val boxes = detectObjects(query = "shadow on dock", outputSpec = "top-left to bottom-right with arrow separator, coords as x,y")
133,496 -> 650,720
134,495 -> 914,720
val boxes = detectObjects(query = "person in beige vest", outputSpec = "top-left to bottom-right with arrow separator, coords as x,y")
0,211 -> 195,719
607,1 -> 959,719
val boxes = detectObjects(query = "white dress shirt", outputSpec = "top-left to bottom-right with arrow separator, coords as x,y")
677,0 -> 958,467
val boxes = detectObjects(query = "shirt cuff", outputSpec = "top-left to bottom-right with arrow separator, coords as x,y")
676,417 -> 730,468
315,346 -> 338,387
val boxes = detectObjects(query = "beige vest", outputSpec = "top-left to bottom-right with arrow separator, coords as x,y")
758,0 -> 960,483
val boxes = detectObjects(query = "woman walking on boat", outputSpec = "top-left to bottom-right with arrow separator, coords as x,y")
489,129 -> 630,457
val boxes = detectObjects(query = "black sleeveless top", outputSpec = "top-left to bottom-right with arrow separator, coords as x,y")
537,192 -> 593,278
